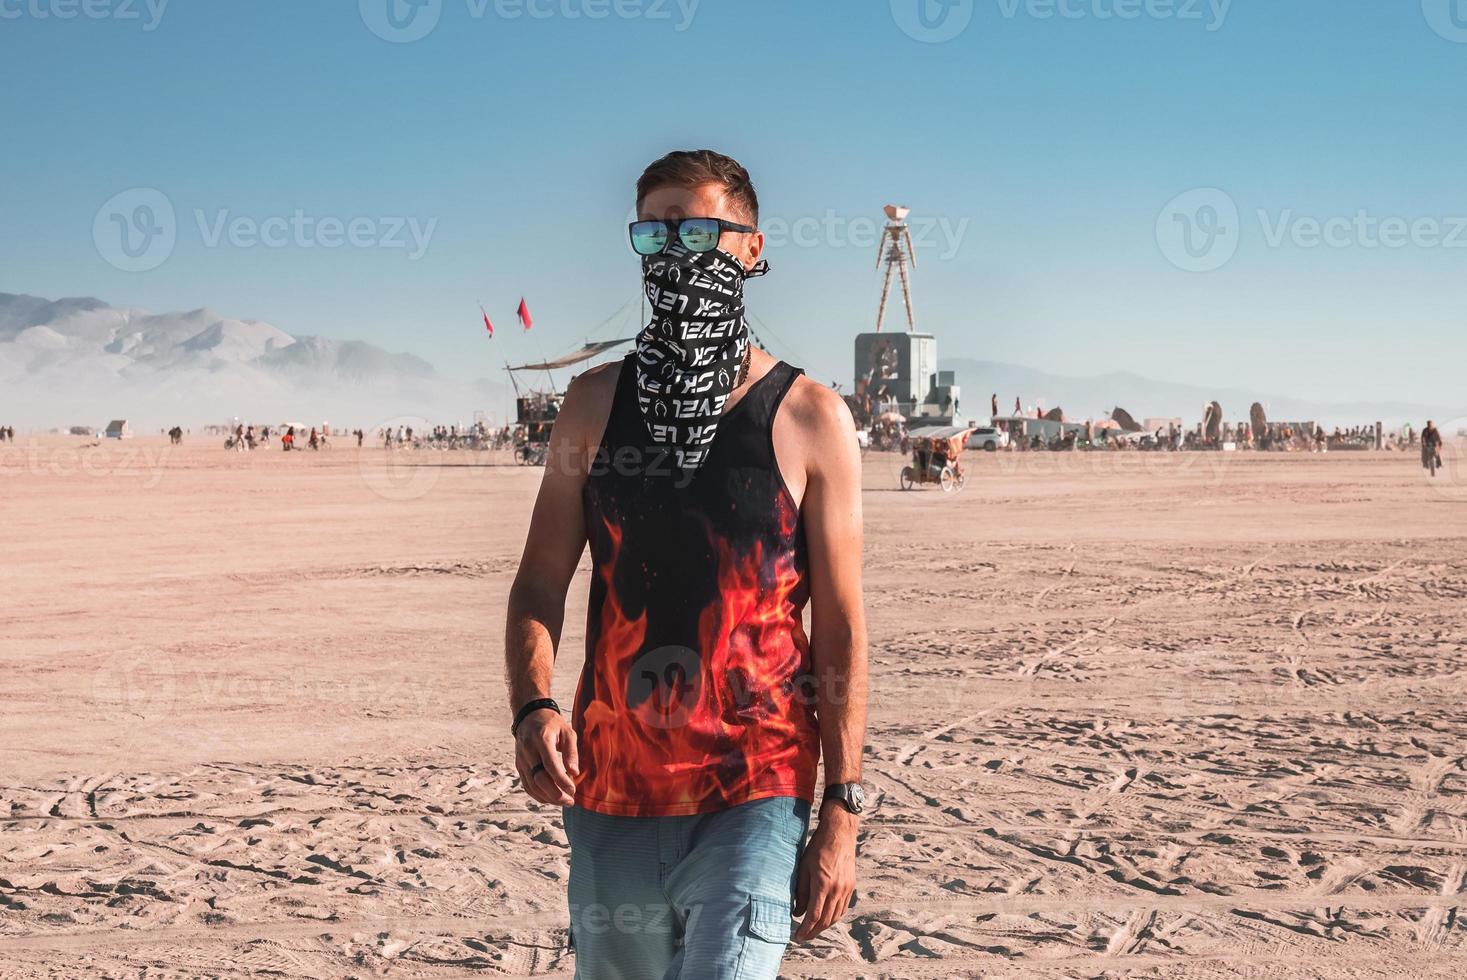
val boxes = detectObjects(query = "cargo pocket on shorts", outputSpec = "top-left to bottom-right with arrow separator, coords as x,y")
735,896 -> 793,980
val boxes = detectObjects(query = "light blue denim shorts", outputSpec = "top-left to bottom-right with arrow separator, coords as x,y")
564,795 -> 811,980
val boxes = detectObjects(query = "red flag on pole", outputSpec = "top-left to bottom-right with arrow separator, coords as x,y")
517,297 -> 533,331
479,304 -> 494,338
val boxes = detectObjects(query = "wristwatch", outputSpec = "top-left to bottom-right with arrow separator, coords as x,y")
822,782 -> 866,814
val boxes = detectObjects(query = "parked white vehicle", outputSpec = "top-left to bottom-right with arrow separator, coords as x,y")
966,426 -> 1009,451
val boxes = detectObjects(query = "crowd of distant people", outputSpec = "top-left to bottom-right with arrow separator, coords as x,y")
381,422 -> 523,451
175,420 -> 533,453
65,409 -> 1449,472
984,408 -> 1444,456
212,423 -> 377,452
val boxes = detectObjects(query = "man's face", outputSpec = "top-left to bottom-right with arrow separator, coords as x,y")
639,181 -> 765,272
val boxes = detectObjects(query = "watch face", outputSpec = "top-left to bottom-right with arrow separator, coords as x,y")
850,784 -> 866,811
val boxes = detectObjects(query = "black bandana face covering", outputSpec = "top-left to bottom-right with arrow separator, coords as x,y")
635,243 -> 767,472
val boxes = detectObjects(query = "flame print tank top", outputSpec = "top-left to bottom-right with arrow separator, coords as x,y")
574,354 -> 819,816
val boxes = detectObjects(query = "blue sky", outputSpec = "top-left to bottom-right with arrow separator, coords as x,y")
2,0 -> 1464,406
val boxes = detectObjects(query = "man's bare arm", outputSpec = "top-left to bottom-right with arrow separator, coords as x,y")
503,366 -> 612,805
787,384 -> 868,941
805,393 -> 868,790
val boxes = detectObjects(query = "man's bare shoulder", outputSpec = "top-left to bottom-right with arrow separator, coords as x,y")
570,358 -> 623,398
563,359 -> 623,417
783,373 -> 857,440
553,358 -> 624,448
776,372 -> 859,501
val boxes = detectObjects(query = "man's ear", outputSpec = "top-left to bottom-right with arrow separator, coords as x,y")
743,229 -> 765,271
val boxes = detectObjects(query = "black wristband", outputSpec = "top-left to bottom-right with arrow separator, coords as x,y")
512,697 -> 560,737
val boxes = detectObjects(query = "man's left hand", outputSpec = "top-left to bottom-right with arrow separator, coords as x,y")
793,804 -> 857,941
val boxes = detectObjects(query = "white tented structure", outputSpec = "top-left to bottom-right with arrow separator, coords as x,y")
104,420 -> 132,440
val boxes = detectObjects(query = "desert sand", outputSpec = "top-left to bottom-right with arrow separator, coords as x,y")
2,437 -> 1465,978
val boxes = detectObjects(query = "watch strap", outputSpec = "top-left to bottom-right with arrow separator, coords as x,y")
823,782 -> 864,813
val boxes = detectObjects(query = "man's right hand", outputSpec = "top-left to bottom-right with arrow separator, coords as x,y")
514,709 -> 579,806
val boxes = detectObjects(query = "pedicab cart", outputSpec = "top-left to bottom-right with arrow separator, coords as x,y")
899,425 -> 974,492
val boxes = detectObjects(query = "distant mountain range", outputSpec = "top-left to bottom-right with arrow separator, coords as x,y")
941,357 -> 1458,429
3,291 -> 1453,432
0,293 -> 505,431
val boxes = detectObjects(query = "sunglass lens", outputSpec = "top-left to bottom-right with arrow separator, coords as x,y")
630,221 -> 669,255
679,218 -> 720,252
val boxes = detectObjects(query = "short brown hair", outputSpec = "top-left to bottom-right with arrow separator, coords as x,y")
636,149 -> 759,224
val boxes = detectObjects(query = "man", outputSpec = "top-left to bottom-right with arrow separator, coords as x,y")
504,149 -> 867,978
1422,419 -> 1442,474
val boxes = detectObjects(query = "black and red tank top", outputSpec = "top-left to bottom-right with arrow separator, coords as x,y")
574,353 -> 819,817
